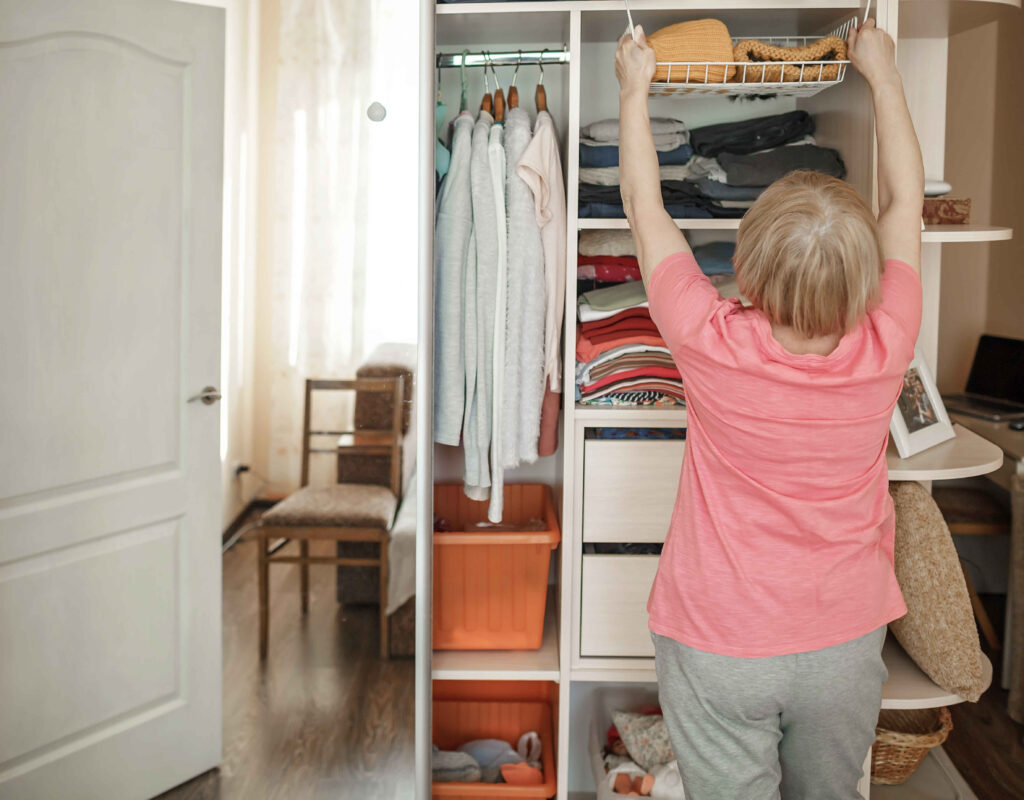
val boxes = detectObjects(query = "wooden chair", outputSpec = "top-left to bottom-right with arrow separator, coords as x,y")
252,377 -> 404,659
933,485 -> 1012,651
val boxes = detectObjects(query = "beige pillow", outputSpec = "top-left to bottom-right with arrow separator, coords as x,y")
888,481 -> 987,702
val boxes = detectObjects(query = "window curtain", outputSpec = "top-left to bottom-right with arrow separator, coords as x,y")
262,0 -> 418,490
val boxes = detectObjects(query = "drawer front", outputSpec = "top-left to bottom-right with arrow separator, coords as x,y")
583,439 -> 685,543
580,554 -> 659,658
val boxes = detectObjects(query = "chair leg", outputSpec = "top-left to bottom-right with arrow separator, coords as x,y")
258,536 -> 270,659
961,559 -> 1001,650
300,539 -> 310,614
379,538 -> 390,660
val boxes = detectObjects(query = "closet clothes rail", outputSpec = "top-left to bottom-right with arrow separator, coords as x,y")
433,47 -> 569,523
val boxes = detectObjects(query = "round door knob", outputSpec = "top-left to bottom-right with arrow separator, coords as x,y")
366,101 -> 386,122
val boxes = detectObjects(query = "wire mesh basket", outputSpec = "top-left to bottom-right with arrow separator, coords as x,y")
649,17 -> 857,98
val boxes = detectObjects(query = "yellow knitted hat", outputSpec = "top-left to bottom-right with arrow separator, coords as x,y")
647,19 -> 736,83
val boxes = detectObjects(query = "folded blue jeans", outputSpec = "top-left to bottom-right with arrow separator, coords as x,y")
580,143 -> 693,169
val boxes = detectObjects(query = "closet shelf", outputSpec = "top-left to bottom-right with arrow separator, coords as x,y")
886,423 -> 1003,481
880,635 -> 992,710
578,219 -> 1015,244
577,218 -> 740,230
431,593 -> 560,682
574,405 -> 687,426
921,224 -> 1013,243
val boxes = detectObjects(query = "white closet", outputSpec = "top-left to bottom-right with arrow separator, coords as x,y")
422,2 -> 1017,798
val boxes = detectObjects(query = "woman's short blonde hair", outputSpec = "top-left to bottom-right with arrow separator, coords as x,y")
734,170 -> 883,338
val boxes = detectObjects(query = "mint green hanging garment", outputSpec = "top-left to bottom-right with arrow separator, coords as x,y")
436,101 -> 451,181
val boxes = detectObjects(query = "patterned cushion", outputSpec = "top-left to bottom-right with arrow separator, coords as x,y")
612,711 -> 674,772
261,484 -> 397,528
888,481 -> 988,702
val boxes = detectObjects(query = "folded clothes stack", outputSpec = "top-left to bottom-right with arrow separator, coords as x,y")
575,231 -> 754,408
575,278 -> 685,406
577,111 -> 846,219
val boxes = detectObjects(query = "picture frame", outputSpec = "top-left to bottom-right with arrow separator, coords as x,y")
890,350 -> 956,458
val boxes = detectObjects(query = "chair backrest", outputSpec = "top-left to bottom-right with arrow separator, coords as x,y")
300,377 -> 406,496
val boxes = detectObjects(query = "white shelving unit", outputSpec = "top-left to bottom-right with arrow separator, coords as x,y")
581,218 -> 1015,242
428,2 -> 1017,799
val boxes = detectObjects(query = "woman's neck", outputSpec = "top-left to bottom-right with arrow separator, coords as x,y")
769,321 -> 842,356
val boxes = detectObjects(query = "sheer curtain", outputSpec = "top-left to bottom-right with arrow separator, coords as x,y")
263,0 -> 417,488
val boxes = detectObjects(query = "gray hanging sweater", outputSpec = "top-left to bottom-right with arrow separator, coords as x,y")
463,110 -> 495,499
503,107 -> 546,466
433,111 -> 474,445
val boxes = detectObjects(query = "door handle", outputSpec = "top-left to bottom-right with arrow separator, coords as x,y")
188,386 -> 222,405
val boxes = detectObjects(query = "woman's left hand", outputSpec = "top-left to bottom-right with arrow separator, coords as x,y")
615,25 -> 656,96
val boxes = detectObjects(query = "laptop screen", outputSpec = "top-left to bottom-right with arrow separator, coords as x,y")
965,335 -> 1024,403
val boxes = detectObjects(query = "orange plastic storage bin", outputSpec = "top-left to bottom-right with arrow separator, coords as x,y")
434,484 -> 560,650
433,694 -> 556,799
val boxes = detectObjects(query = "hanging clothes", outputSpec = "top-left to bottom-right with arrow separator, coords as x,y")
486,117 -> 508,522
433,110 -> 474,446
503,106 -> 545,466
436,101 -> 451,185
516,109 -> 566,458
463,109 -> 495,500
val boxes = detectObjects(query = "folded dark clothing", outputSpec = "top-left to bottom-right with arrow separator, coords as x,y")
719,144 -> 846,187
660,180 -> 709,205
695,178 -> 765,201
578,181 -> 710,207
584,542 -> 665,555
707,204 -> 747,218
579,143 -> 693,169
579,202 -> 713,219
689,110 -> 814,157
692,241 -> 736,275
577,278 -> 635,294
586,427 -> 687,440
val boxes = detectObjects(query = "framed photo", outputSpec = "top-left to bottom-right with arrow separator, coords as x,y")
890,351 -> 956,458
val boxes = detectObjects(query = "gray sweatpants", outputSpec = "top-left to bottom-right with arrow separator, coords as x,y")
653,627 -> 887,800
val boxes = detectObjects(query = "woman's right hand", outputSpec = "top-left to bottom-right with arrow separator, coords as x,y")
847,18 -> 898,88
615,24 -> 656,96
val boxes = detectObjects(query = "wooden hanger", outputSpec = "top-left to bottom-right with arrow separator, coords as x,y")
492,55 -> 505,123
507,50 -> 521,110
480,52 -> 492,115
535,49 -> 548,113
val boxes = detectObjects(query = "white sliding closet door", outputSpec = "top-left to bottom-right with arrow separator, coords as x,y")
0,1 -> 224,797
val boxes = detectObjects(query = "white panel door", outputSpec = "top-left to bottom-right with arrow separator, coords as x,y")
0,0 -> 224,797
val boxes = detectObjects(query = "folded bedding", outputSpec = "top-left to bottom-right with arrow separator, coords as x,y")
718,144 -> 846,186
689,110 -> 814,157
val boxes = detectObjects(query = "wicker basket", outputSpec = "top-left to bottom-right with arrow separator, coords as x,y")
732,35 -> 847,82
870,707 -> 954,785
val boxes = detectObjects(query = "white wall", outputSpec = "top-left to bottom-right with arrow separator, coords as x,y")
203,0 -> 262,529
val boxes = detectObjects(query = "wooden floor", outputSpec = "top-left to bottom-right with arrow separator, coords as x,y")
155,532 -> 1023,800
157,537 -> 414,800
943,594 -> 1024,800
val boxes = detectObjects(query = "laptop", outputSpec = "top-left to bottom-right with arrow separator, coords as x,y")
942,334 -> 1024,421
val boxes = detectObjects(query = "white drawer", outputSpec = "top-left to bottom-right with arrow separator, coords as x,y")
580,554 -> 659,658
582,438 -> 685,543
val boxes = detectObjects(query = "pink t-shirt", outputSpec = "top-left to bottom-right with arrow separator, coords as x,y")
646,252 -> 922,657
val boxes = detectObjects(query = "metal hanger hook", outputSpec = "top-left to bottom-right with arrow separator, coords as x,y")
511,50 -> 522,88
538,48 -> 546,85
482,50 -> 491,94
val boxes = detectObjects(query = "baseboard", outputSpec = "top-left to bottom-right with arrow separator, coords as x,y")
221,498 -> 275,545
